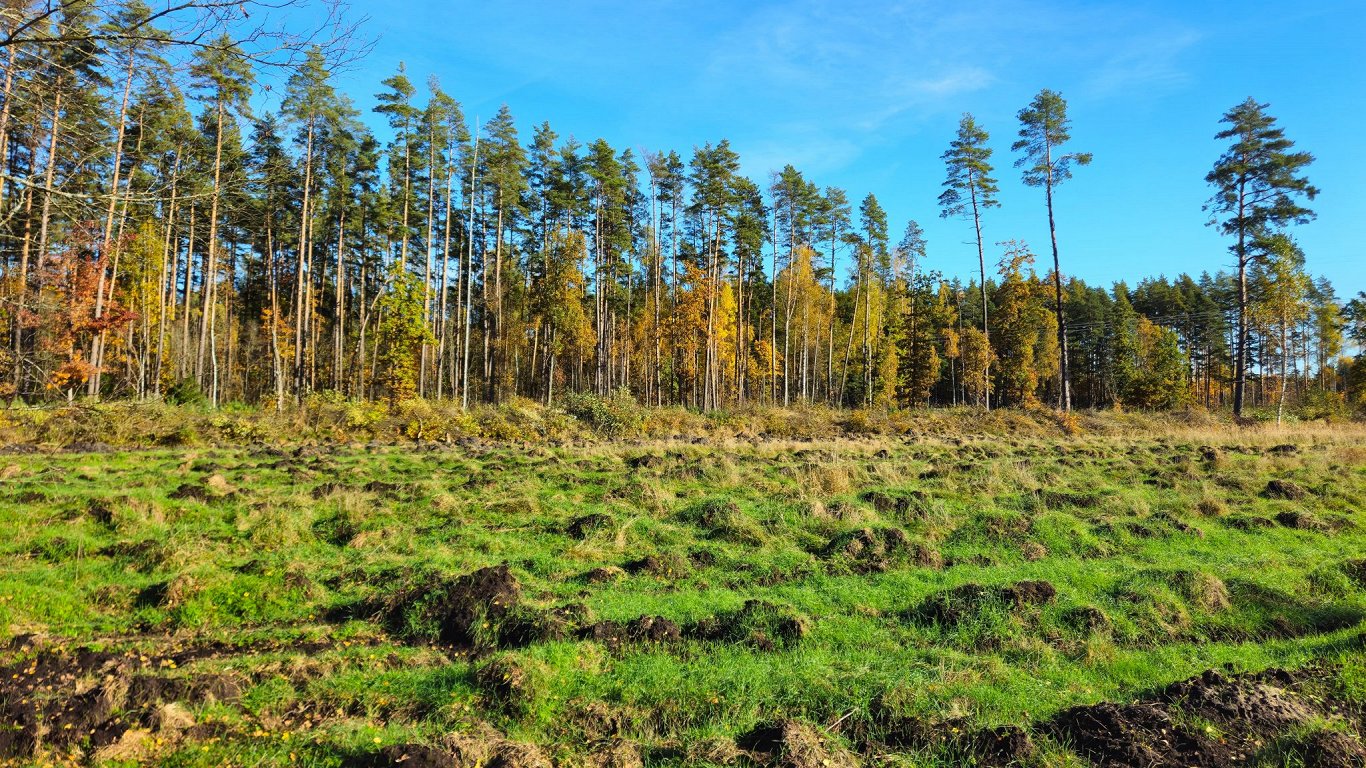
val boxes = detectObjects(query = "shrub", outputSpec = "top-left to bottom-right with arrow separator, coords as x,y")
165,379 -> 208,407
560,388 -> 643,437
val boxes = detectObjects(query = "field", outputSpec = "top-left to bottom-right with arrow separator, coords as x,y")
2,416 -> 1365,767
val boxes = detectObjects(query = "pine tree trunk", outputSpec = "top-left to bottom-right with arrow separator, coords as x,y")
1233,180 -> 1249,419
294,120 -> 315,402
970,181 -> 990,411
88,54 -> 137,397
197,101 -> 227,396
1044,145 -> 1071,412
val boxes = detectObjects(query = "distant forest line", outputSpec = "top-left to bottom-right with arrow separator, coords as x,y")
3,1 -> 1364,418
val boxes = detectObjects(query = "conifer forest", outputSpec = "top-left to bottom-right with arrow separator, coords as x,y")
1,1 -> 1361,418
3,3 -> 1366,768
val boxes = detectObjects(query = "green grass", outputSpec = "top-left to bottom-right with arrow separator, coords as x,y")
1,425 -> 1364,766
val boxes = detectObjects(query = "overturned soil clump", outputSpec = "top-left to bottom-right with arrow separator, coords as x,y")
580,615 -> 682,649
567,513 -> 613,539
1045,665 -> 1363,768
0,644 -> 248,761
907,580 -> 1056,627
822,527 -> 941,573
738,719 -> 858,768
691,599 -> 810,650
1264,479 -> 1307,500
378,564 -> 525,647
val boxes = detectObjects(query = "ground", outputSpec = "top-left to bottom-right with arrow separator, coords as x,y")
1,420 -> 1365,767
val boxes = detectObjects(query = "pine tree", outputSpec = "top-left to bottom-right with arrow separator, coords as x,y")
939,113 -> 999,409
188,34 -> 253,404
1205,98 -> 1317,418
479,106 -> 527,402
1012,89 -> 1091,412
373,63 -> 421,270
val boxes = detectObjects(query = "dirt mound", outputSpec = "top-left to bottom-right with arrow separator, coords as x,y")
626,454 -> 664,469
1224,514 -> 1275,531
378,564 -> 524,646
345,736 -> 555,768
1062,605 -> 1112,633
1044,666 -> 1358,767
1297,730 -> 1366,768
869,708 -> 1034,767
586,738 -> 645,768
126,673 -> 241,708
567,513 -> 613,539
375,743 -> 457,767
1046,700 -> 1228,767
581,615 -> 682,648
1004,580 -> 1057,606
859,489 -> 918,515
625,552 -> 689,578
1346,559 -> 1366,587
1157,669 -> 1315,736
0,683 -> 125,758
908,580 -> 1056,627
678,498 -> 767,545
487,740 -> 554,768
691,600 -> 809,650
737,719 -> 857,768
1264,479 -> 1307,500
431,564 -> 520,646
961,725 -> 1035,766
1275,510 -> 1325,530
0,646 -> 245,760
822,527 -> 940,573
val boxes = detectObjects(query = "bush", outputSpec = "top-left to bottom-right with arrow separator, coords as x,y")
560,388 -> 644,437
165,379 -> 208,407
1297,389 -> 1348,421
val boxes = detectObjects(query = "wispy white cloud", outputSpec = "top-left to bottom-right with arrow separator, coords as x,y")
1080,27 -> 1202,96
668,0 -> 1204,176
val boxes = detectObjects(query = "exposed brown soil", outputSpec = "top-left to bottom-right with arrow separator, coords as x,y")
907,580 -> 1056,627
1264,479 -> 1307,500
1045,666 -> 1364,768
0,641 -> 252,761
821,527 -> 939,573
566,512 -> 613,539
738,719 -> 858,768
691,599 -> 809,650
379,564 -> 523,647
624,552 -> 689,578
580,615 -> 682,649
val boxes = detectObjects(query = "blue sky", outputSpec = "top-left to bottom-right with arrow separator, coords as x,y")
278,0 -> 1365,297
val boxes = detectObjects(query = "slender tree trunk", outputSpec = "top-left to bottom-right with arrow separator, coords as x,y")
333,210 -> 347,393
293,120 -> 315,402
420,130 -> 437,396
88,54 -> 137,397
970,181 -> 990,410
197,102 -> 227,396
461,132 -> 479,410
1043,145 -> 1071,412
436,151 -> 456,399
35,88 -> 62,300
1233,180 -> 1249,419
154,164 -> 181,397
266,220 -> 285,411
180,206 -> 196,380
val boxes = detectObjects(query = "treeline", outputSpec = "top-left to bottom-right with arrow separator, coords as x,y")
3,1 -> 1364,414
